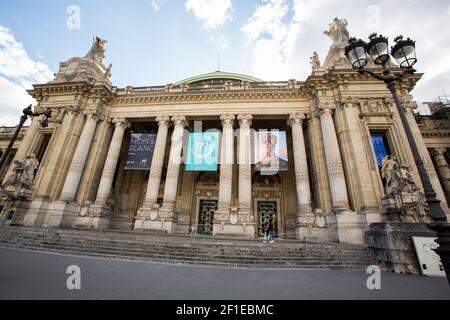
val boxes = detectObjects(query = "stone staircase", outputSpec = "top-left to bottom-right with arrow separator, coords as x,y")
0,226 -> 378,270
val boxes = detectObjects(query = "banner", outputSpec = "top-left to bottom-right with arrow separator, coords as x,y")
124,133 -> 156,170
186,132 -> 220,172
254,130 -> 288,173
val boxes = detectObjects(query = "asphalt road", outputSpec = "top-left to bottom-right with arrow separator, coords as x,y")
0,247 -> 448,300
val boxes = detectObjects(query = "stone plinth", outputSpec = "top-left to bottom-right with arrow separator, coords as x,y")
213,208 -> 255,239
336,211 -> 365,245
43,201 -> 81,228
0,187 -> 33,226
364,222 -> 436,274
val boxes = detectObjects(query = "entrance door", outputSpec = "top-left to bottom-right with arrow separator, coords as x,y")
257,201 -> 277,237
198,200 -> 217,235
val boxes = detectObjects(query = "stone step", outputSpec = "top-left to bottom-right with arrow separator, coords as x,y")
0,238 -> 374,261
0,242 -> 372,263
0,244 -> 371,270
0,226 -> 378,270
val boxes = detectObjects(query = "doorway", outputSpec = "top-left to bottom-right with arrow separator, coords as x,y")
257,201 -> 277,237
198,200 -> 217,235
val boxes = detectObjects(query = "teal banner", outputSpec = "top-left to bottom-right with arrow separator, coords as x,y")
186,132 -> 220,172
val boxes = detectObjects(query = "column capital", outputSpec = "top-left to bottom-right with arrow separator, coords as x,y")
237,114 -> 253,127
171,115 -> 187,127
433,147 -> 448,156
83,110 -> 103,122
314,103 -> 335,117
156,115 -> 170,126
288,113 -> 306,126
220,113 -> 235,127
112,117 -> 130,129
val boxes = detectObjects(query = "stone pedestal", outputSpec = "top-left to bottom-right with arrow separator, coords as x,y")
43,200 -> 81,228
365,222 -> 437,274
0,187 -> 33,226
212,207 -> 255,239
79,204 -> 112,229
336,211 -> 365,245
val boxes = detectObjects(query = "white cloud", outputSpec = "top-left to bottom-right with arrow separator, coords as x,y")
210,33 -> 230,51
151,0 -> 162,11
241,0 -> 450,106
0,25 -> 53,126
0,77 -> 35,126
185,0 -> 233,30
241,0 -> 293,80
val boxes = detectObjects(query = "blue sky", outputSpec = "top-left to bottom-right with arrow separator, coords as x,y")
1,0 -> 450,125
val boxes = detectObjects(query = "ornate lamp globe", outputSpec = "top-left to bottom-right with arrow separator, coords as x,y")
367,33 -> 390,65
345,37 -> 368,70
391,35 -> 417,68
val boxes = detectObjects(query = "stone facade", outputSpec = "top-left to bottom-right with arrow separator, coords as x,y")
0,20 -> 449,253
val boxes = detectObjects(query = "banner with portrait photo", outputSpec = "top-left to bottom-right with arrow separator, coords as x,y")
186,132 -> 220,172
254,130 -> 288,174
124,133 -> 156,170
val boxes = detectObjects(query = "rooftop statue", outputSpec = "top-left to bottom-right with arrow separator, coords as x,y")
324,18 -> 350,46
84,37 -> 108,65
309,51 -> 321,70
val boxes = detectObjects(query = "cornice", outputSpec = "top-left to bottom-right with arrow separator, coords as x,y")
112,89 -> 310,105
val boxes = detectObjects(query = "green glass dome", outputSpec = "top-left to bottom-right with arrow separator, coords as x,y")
175,71 -> 263,85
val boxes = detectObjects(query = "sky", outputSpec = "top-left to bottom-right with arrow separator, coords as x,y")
1,0 -> 450,126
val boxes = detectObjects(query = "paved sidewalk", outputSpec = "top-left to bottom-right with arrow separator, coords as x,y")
0,247 -> 448,300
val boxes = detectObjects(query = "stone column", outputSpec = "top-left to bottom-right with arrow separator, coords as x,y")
432,148 -> 450,198
238,114 -> 253,214
317,104 -> 350,211
157,115 -> 187,232
227,113 -> 255,238
92,117 -> 130,207
59,112 -> 100,202
213,114 -> 235,236
217,114 -> 235,212
288,113 -> 314,234
403,104 -> 449,216
137,115 -> 170,215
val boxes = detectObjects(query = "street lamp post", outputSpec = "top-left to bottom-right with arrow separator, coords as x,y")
345,33 -> 450,284
0,105 -> 51,173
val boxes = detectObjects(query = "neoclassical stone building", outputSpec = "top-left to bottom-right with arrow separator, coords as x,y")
1,19 -> 449,247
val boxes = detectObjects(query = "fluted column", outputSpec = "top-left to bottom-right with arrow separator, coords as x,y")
59,112 -> 100,202
93,117 -> 130,206
141,115 -> 170,209
317,104 -> 350,211
217,113 -> 235,212
237,114 -> 253,214
432,148 -> 450,198
403,104 -> 449,214
160,115 -> 187,216
289,113 -> 313,221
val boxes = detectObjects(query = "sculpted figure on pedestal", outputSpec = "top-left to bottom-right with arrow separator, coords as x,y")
381,154 -> 418,195
84,37 -> 108,65
310,51 -> 321,70
324,17 -> 350,46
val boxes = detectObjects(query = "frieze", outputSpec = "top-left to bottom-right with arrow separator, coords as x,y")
357,98 -> 393,117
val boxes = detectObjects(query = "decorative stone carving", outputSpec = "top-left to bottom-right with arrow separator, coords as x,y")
229,210 -> 238,225
314,209 -> 327,228
380,154 -> 428,223
381,154 -> 419,195
309,51 -> 321,70
52,37 -> 110,84
84,37 -> 108,65
0,155 -> 38,202
2,154 -> 39,189
324,18 -> 350,46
